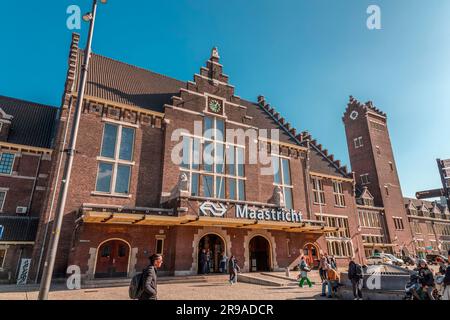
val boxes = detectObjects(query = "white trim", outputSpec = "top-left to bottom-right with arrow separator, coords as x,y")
155,237 -> 165,255
95,123 -> 135,195
195,74 -> 234,88
102,117 -> 140,128
180,88 -> 205,98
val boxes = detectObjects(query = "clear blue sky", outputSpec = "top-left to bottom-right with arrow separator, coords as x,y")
1,0 -> 449,198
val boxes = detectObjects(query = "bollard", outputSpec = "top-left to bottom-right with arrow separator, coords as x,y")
285,268 -> 290,278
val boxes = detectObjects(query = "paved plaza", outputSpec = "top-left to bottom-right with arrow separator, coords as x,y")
0,276 -> 329,301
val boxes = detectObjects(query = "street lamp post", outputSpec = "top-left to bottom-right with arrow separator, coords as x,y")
38,0 -> 107,300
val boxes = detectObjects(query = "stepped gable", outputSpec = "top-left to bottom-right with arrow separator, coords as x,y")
256,95 -> 351,179
343,95 -> 387,121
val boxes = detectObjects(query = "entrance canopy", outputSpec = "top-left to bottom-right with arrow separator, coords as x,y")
79,204 -> 337,234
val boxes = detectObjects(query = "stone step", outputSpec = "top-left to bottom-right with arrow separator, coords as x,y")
82,274 -> 228,289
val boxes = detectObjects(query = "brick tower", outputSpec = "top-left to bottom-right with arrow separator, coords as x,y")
343,96 -> 414,256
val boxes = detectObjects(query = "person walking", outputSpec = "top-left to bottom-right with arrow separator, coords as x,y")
220,252 -> 228,274
442,250 -> 450,300
199,249 -> 207,274
206,249 -> 211,274
348,260 -> 363,300
417,259 -> 435,300
319,253 -> 329,283
298,256 -> 313,288
322,263 -> 340,298
228,255 -> 240,284
139,254 -> 163,300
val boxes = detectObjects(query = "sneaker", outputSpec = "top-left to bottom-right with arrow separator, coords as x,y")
354,298 -> 359,300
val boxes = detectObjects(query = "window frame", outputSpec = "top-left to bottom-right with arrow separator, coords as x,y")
333,181 -> 346,207
0,189 -> 7,213
312,177 -> 326,205
155,237 -> 165,255
272,155 -> 294,209
0,247 -> 6,270
360,174 -> 370,185
94,122 -> 135,196
0,153 -> 15,175
353,136 -> 363,149
180,116 -> 247,201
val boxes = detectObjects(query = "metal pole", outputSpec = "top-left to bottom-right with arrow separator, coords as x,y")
38,0 -> 99,300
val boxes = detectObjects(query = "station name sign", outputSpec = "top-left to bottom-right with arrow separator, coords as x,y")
199,201 -> 303,223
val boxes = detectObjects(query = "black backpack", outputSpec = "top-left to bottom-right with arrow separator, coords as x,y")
129,272 -> 145,300
355,264 -> 363,278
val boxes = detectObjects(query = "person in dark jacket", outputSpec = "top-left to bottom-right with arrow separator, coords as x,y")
199,249 -> 207,274
417,259 -> 435,300
228,255 -> 240,284
348,260 -> 363,300
442,250 -> 450,300
139,254 -> 163,300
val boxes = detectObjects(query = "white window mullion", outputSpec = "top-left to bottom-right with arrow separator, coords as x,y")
111,125 -> 123,193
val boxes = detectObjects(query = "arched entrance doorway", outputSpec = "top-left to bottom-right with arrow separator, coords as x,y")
249,236 -> 271,272
303,243 -> 319,269
198,234 -> 225,274
95,239 -> 130,278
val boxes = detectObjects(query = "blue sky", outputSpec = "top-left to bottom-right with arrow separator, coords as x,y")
1,0 -> 449,198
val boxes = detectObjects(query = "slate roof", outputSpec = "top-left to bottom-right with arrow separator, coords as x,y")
73,48 -> 349,179
0,217 -> 39,242
78,51 -> 186,113
0,95 -> 58,148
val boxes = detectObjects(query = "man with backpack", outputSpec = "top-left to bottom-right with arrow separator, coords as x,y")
348,260 -> 363,300
129,254 -> 163,300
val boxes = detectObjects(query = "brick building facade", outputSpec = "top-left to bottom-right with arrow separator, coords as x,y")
0,96 -> 57,284
1,33 -> 448,283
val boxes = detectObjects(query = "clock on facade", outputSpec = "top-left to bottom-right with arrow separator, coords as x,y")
350,110 -> 359,120
208,98 -> 222,113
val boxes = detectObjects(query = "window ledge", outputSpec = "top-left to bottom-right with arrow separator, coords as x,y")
334,205 -> 347,209
91,191 -> 132,199
313,202 -> 326,206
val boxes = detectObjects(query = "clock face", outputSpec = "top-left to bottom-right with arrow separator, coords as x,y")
208,99 -> 222,113
350,110 -> 359,120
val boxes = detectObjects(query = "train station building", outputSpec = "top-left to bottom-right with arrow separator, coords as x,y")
0,33 -> 448,283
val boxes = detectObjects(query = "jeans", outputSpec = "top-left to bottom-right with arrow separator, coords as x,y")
321,280 -> 338,297
229,270 -> 238,283
443,285 -> 450,300
425,286 -> 435,300
351,278 -> 363,299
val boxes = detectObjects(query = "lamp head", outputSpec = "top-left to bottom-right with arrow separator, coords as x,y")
82,13 -> 93,22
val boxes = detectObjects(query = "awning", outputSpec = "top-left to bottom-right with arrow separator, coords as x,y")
81,211 -> 336,234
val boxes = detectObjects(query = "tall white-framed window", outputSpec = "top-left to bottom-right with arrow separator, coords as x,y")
181,116 -> 246,201
333,181 -> 346,207
312,177 -> 325,205
95,123 -> 135,195
272,155 -> 293,209
0,153 -> 15,175
317,213 -> 353,258
0,189 -> 7,213
353,136 -> 363,149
